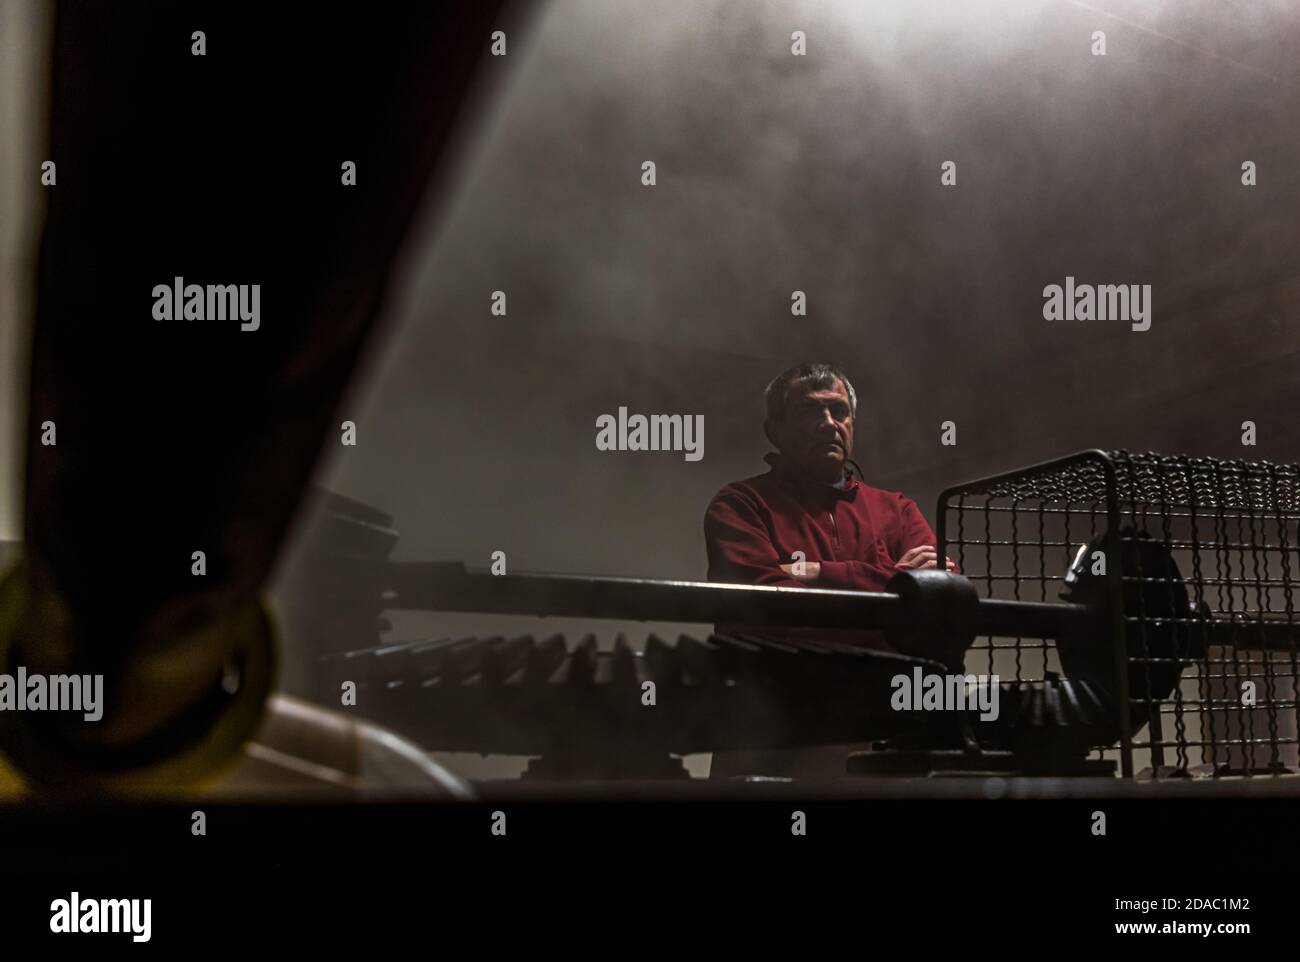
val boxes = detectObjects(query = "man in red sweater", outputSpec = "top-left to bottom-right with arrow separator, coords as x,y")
705,362 -> 951,594
704,362 -> 954,779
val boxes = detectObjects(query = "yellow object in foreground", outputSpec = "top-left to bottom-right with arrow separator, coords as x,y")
0,559 -> 275,795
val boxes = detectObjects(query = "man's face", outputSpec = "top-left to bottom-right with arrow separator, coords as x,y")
766,378 -> 855,483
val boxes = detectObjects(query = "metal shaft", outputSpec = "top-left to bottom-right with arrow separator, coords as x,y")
382,562 -> 1298,652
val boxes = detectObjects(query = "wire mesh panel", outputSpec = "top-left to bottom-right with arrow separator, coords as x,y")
937,450 -> 1300,780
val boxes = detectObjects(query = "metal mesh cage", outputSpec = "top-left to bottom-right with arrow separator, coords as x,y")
937,449 -> 1300,779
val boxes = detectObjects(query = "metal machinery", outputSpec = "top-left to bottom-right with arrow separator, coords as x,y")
279,450 -> 1300,782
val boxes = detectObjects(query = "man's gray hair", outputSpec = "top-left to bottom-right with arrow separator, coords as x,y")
764,362 -> 857,422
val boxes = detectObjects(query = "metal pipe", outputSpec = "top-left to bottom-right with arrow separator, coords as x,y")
380,562 -> 1107,637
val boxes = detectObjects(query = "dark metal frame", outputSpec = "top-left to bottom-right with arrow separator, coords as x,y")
935,449 -> 1300,780
935,449 -> 1134,776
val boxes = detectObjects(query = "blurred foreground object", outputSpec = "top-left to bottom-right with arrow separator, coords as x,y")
0,690 -> 471,800
203,694 -> 471,801
0,0 -> 512,788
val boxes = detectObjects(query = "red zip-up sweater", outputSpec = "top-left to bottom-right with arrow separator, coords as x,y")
704,455 -> 945,592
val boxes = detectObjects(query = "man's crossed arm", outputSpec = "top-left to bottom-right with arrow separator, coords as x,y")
705,487 -> 958,593
778,544 -> 956,582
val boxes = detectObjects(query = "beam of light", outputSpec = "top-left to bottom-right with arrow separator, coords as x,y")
1062,0 -> 1298,88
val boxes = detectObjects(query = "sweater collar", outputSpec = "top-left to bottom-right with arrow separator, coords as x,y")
763,452 -> 859,498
